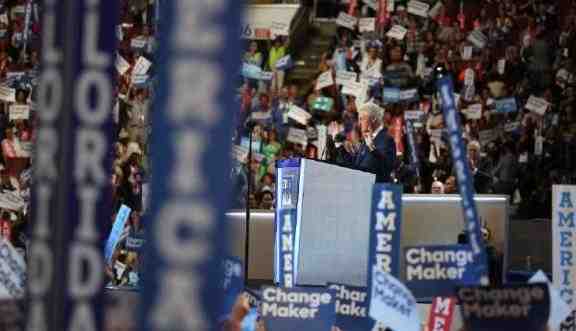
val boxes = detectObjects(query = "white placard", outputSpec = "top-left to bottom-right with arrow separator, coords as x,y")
287,104 -> 311,125
359,18 -> 376,32
407,0 -> 430,17
0,85 -> 15,103
271,21 -> 290,37
525,95 -> 549,115
464,104 -> 482,120
232,145 -> 249,163
336,70 -> 357,85
116,55 -> 131,75
404,110 -> 423,120
133,56 -> 152,76
0,238 -> 26,299
342,80 -> 363,97
497,58 -> 506,75
251,111 -> 272,121
0,191 -> 25,211
131,36 -> 147,49
428,1 -> 443,18
316,71 -> 334,90
386,25 -> 408,40
464,68 -> 475,86
0,13 -> 8,25
462,46 -> 473,60
467,30 -> 487,48
479,129 -> 496,145
400,88 -> 418,101
9,105 -> 30,120
336,12 -> 358,30
287,127 -> 308,146
553,185 -> 576,312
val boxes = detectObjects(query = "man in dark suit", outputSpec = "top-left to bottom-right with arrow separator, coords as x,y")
331,103 -> 396,182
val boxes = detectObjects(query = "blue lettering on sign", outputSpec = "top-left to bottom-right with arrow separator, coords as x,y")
560,192 -> 574,209
367,184 -> 402,305
140,1 -> 244,330
436,76 -> 487,284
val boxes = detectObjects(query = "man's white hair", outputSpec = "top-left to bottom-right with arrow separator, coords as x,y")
358,102 -> 385,124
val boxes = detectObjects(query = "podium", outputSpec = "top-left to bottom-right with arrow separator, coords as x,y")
274,158 -> 376,287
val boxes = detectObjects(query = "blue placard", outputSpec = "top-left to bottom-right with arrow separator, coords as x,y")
436,76 -> 488,284
261,287 -> 336,331
383,87 -> 401,103
274,161 -> 301,286
404,245 -> 478,300
494,97 -> 518,113
367,183 -> 403,295
140,1 -> 244,330
220,257 -> 245,321
328,283 -> 375,331
104,205 -> 132,264
457,284 -> 550,331
405,120 -> 421,178
28,0 -> 118,330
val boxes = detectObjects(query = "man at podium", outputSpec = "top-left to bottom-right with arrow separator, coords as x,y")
331,103 -> 397,183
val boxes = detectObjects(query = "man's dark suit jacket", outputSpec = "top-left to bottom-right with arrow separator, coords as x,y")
335,128 -> 397,183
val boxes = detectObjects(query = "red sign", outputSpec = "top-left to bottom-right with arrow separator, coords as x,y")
427,297 -> 456,331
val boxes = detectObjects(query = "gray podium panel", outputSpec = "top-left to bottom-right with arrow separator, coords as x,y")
226,194 -> 509,286
295,159 -> 376,287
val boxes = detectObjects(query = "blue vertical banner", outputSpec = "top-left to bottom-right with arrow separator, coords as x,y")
405,119 -> 421,178
140,1 -> 243,331
274,159 -> 301,287
28,0 -> 118,331
436,75 -> 488,284
366,183 -> 402,295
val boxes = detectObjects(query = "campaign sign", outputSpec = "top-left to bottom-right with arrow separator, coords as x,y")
275,160 -> 302,287
369,269 -> 420,331
104,204 -> 132,264
139,1 -> 243,330
0,238 -> 26,299
457,284 -> 550,331
494,97 -> 517,113
28,0 -> 118,330
427,297 -> 456,331
553,185 -> 576,330
220,257 -> 244,320
261,287 -> 336,331
383,87 -> 401,103
436,75 -> 488,284
405,119 -> 421,178
328,283 -> 375,331
529,270 -> 572,331
404,245 -> 477,300
367,184 -> 402,301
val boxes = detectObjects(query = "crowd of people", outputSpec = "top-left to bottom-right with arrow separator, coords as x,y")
105,0 -> 157,288
232,0 -> 576,219
0,0 -> 41,258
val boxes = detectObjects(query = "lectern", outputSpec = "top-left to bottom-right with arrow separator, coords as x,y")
274,158 -> 376,287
